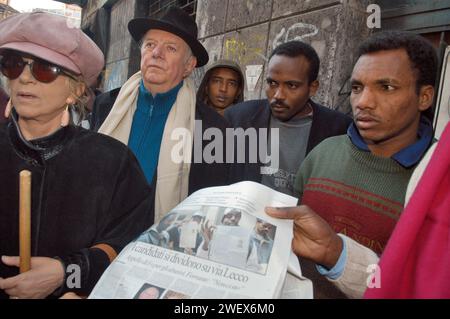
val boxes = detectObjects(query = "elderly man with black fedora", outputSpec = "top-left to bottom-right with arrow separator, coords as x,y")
91,7 -> 229,223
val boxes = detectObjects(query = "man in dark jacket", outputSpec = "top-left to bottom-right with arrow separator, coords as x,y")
90,7 -> 229,223
225,41 -> 351,196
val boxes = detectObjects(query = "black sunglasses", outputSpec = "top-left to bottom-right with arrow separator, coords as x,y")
0,53 -> 78,83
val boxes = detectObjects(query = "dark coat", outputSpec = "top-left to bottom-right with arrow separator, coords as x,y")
224,99 -> 352,183
0,87 -> 8,124
90,87 -> 230,199
0,116 -> 154,298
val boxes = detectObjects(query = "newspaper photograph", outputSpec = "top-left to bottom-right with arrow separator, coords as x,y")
89,181 -> 313,299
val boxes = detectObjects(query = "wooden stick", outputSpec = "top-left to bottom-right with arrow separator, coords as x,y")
19,170 -> 31,273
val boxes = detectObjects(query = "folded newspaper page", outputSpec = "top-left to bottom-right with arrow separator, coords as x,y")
89,181 -> 313,299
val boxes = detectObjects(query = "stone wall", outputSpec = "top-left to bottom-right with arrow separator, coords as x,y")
81,0 -> 108,23
81,0 -> 148,91
103,0 -> 135,91
80,0 -> 373,112
195,0 -> 372,114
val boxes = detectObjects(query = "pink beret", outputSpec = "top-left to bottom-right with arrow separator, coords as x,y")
0,12 -> 104,86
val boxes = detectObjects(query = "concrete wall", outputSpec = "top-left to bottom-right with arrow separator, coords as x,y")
103,0 -> 135,91
81,0 -> 147,91
81,0 -> 108,23
80,0 -> 372,113
195,0 -> 372,114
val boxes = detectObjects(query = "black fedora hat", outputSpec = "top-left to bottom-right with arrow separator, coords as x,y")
128,7 -> 209,67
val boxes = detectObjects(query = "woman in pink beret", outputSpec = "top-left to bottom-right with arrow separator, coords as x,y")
0,12 -> 154,299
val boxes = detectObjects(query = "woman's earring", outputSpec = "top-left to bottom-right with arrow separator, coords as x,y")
60,105 -> 70,127
4,99 -> 12,118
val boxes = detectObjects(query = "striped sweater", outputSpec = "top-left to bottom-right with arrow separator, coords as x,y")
294,135 -> 416,255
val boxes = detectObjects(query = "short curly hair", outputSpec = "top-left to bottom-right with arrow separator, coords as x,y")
357,31 -> 438,94
270,40 -> 320,84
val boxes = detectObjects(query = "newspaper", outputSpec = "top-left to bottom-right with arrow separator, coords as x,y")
89,181 -> 313,299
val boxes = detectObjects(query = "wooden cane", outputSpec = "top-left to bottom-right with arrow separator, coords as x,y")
19,170 -> 31,273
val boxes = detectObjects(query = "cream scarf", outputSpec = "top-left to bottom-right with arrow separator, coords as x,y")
98,71 -> 195,222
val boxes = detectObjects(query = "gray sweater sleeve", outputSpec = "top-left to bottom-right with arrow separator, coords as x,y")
328,235 -> 380,299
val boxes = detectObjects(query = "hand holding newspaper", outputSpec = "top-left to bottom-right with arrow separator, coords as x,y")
89,182 -> 313,299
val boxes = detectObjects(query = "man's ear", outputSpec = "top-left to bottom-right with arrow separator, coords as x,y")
418,85 -> 435,112
183,56 -> 197,78
308,80 -> 319,97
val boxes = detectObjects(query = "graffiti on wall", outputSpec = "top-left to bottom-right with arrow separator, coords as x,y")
272,23 -> 319,50
224,35 -> 267,64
